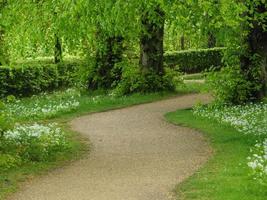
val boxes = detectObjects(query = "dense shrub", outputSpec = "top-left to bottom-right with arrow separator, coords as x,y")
113,61 -> 182,96
164,47 -> 225,73
206,66 -> 262,104
0,62 -> 83,97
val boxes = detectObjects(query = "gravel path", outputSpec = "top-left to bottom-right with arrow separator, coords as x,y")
8,94 -> 212,200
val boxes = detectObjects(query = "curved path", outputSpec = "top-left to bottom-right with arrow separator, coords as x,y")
9,94 -> 211,200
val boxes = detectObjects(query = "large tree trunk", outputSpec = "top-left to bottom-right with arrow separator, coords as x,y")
140,5 -> 165,75
240,2 -> 267,99
54,34 -> 63,64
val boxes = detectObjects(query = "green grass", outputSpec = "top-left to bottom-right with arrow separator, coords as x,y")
176,82 -> 208,94
0,124 -> 87,200
182,73 -> 205,80
165,109 -> 266,200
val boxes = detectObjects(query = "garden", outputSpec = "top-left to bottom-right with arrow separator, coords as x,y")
0,0 -> 266,199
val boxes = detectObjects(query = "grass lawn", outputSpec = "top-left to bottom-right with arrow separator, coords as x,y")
0,126 -> 86,200
182,73 -> 205,80
165,109 -> 266,200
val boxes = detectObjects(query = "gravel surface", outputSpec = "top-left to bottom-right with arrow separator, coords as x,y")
8,94 -> 212,200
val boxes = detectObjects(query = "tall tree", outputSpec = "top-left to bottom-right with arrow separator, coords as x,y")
240,0 -> 267,98
140,4 -> 165,75
84,0 -> 128,89
4,0 -> 69,62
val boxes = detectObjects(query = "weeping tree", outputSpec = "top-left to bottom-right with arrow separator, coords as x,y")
206,0 -> 267,103
80,0 -> 129,89
85,0 -> 194,92
3,0 -> 67,63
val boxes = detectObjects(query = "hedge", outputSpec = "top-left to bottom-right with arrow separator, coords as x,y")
164,47 -> 225,73
0,62 -> 83,97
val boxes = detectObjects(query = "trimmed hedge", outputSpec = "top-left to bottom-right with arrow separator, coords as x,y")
0,62 -> 82,97
164,47 -> 225,73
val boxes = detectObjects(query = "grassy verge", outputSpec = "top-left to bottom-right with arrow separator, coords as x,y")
0,124 -> 87,200
165,109 -> 266,200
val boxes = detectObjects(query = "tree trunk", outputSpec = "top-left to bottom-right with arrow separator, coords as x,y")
54,34 -> 62,64
208,31 -> 216,48
240,2 -> 267,99
180,35 -> 185,50
140,5 -> 165,75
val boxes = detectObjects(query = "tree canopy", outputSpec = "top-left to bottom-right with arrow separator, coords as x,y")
0,0 -> 266,102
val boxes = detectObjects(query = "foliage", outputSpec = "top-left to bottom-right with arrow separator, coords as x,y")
248,139 -> 267,186
112,61 -> 182,96
165,47 -> 224,74
87,36 -> 124,90
0,154 -> 21,171
0,62 -> 83,97
0,100 -> 12,138
0,123 -> 70,165
207,66 -> 262,104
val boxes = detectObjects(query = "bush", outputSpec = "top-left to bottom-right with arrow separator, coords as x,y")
113,61 -> 182,96
0,154 -> 21,171
206,66 -> 261,104
0,62 -> 83,98
164,47 -> 225,73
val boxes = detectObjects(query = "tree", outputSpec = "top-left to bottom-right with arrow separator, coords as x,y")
84,0 -> 128,89
240,0 -> 267,99
140,4 -> 165,75
4,0 -> 68,63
